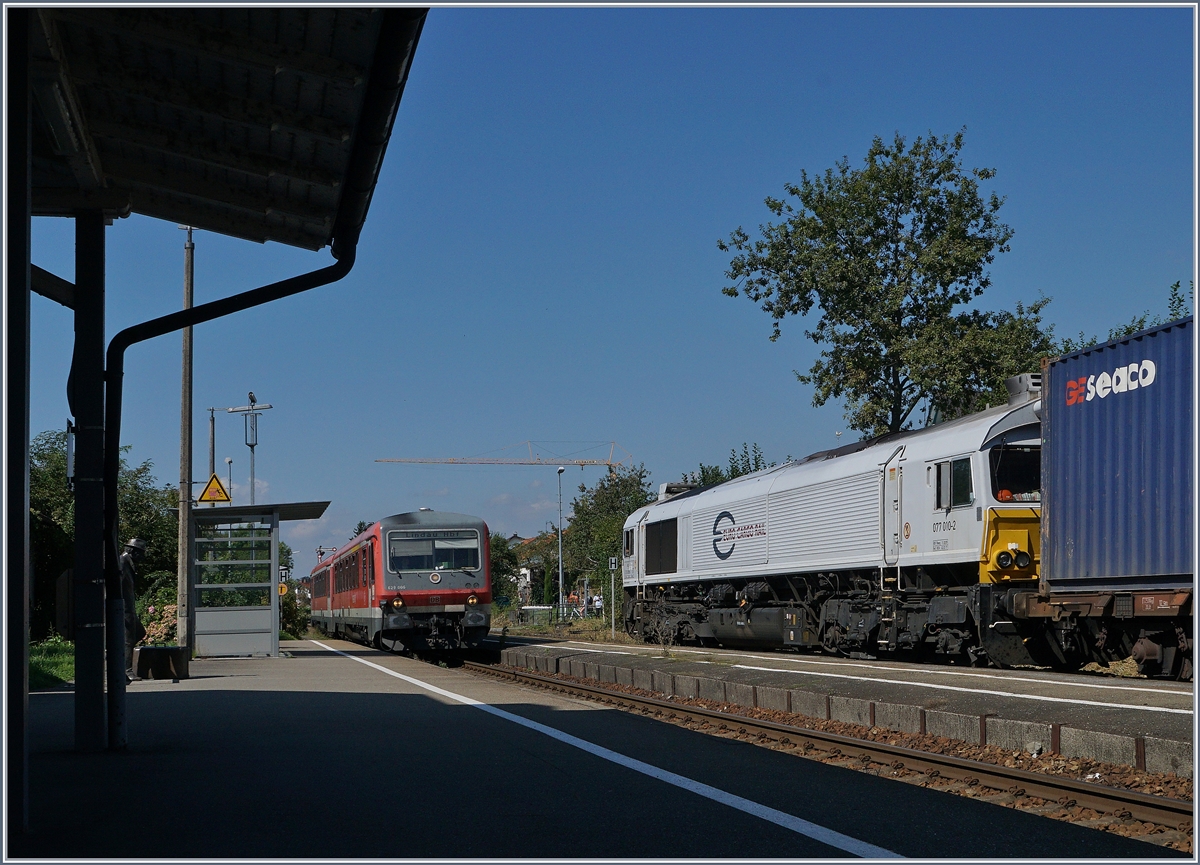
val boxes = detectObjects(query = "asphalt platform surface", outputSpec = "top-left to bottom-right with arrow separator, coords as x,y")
10,638 -> 1187,860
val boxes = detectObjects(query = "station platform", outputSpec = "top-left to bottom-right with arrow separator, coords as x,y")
13,638 -> 1185,859
495,635 -> 1194,777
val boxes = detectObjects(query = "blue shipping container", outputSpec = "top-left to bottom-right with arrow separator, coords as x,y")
1041,316 -> 1194,591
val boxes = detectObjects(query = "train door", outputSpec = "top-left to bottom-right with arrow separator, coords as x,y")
882,446 -> 905,565
636,520 -> 646,599
367,541 -> 375,607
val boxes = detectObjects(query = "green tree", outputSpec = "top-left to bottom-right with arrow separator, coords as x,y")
488,533 -> 520,606
720,130 -> 1033,437
515,530 -> 561,605
351,520 -> 373,539
562,464 -> 655,609
1060,281 -> 1194,354
908,297 -> 1060,423
278,540 -> 294,571
279,579 -> 309,639
29,430 -> 178,638
684,443 -> 773,486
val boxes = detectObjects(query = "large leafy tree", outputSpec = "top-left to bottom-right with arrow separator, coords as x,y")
720,130 -> 1031,437
29,430 -> 178,638
515,530 -> 563,606
488,532 -> 520,606
563,464 -> 655,603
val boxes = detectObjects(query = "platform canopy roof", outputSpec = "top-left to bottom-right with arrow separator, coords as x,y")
192,502 -> 331,522
29,7 -> 425,255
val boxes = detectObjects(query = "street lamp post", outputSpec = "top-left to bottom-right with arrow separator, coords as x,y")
557,466 -> 565,619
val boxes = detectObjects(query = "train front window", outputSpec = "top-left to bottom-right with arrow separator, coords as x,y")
990,445 -> 1041,502
433,538 -> 479,571
387,530 -> 480,572
389,539 -> 433,571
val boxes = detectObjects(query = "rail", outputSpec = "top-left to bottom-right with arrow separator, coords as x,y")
463,661 -> 1193,829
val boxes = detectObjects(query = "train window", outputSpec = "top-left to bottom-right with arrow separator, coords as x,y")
990,445 -> 1041,502
623,529 -> 633,557
388,531 -> 480,572
935,458 -> 974,509
645,519 -> 677,575
951,458 -> 973,507
434,538 -> 479,571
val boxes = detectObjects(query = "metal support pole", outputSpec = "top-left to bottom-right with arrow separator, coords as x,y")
249,444 -> 255,506
207,407 -> 216,507
611,566 -> 616,640
557,467 -> 564,618
73,210 -> 108,752
178,227 -> 194,647
7,9 -> 33,827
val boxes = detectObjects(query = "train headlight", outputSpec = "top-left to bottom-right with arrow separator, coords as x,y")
1015,551 -> 1032,569
391,596 -> 404,609
467,595 -> 478,606
996,551 -> 1014,569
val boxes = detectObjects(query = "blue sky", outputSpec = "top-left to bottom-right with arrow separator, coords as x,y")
28,6 -> 1194,566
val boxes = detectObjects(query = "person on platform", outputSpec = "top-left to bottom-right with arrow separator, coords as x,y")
119,538 -> 148,682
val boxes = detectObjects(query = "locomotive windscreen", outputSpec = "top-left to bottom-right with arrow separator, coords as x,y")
990,444 -> 1041,502
388,530 -> 480,572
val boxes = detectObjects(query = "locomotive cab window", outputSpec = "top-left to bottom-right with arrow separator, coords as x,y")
935,458 -> 974,510
623,528 -> 634,557
645,519 -> 677,575
990,444 -> 1041,502
387,530 -> 480,572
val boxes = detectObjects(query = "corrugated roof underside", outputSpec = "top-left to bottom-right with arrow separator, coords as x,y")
34,8 -> 383,249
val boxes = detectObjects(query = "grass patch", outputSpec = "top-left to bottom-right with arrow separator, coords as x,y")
500,615 -> 638,645
29,634 -> 74,689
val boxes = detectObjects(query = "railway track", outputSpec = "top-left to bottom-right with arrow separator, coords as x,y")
464,660 -> 1193,832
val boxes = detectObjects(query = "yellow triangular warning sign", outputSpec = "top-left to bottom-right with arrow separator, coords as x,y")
198,473 -> 231,503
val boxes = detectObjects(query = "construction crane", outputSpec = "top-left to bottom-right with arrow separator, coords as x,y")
376,441 -> 632,467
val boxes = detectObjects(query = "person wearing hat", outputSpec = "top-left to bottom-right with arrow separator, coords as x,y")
120,539 -> 148,682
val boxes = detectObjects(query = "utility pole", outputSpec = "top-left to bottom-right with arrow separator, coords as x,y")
205,405 -> 233,506
177,226 -> 194,648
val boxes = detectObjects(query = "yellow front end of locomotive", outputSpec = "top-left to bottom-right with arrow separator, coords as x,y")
979,508 -> 1040,584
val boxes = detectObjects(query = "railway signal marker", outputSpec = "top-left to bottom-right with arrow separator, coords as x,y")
198,473 -> 231,503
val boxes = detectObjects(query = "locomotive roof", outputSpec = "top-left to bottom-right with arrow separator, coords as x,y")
630,399 -> 1040,525
378,510 -> 488,528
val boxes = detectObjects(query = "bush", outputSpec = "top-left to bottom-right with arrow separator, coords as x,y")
137,574 -> 178,645
279,580 -> 309,640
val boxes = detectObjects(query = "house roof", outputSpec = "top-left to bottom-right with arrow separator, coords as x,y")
29,8 -> 426,254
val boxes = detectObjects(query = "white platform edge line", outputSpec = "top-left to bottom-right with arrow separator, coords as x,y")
310,640 -> 902,859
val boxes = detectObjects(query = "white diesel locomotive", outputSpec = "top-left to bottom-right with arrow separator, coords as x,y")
621,376 -> 1048,668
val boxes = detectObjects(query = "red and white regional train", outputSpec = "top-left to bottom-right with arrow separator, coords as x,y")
309,510 -> 492,651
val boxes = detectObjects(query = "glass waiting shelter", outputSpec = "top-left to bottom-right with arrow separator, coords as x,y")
190,501 -> 328,656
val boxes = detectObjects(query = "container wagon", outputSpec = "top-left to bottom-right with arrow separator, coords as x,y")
1019,316 -> 1194,678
